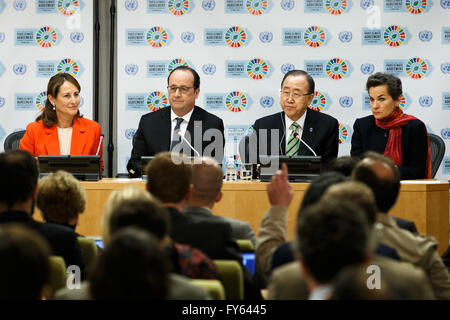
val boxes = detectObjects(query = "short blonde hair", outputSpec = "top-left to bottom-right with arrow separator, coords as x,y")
36,170 -> 86,223
101,186 -> 157,245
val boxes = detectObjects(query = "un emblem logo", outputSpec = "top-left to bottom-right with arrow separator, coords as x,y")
419,96 -> 433,107
360,0 -> 374,9
260,96 -> 274,108
339,96 -> 353,108
281,0 -> 295,10
181,32 -> 195,43
441,0 -> 450,8
125,0 -> 138,11
125,64 -> 139,75
125,129 -> 137,140
441,128 -> 450,139
70,32 -> 84,43
339,31 -> 352,43
13,64 -> 27,75
418,30 -> 432,42
13,0 -> 26,11
360,63 -> 375,75
202,64 -> 216,75
440,63 -> 450,74
259,31 -> 273,43
0,97 -> 5,108
202,0 -> 215,10
281,64 -> 295,74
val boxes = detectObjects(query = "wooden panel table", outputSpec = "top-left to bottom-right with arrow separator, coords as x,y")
72,179 -> 449,254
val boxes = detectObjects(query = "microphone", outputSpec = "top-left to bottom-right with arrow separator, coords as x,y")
96,134 -> 104,156
294,132 -> 317,157
177,131 -> 200,157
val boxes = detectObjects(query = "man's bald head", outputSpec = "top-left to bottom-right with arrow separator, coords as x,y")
352,152 -> 400,213
190,157 -> 223,205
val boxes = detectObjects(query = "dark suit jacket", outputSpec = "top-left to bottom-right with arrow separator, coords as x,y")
350,115 -> 428,180
250,109 -> 339,168
167,207 -> 241,262
127,106 -> 225,177
0,211 -> 86,277
167,207 -> 262,299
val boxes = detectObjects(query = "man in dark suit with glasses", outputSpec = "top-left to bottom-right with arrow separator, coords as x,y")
127,66 -> 225,177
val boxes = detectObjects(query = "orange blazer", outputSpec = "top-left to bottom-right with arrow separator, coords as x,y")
19,117 -> 104,172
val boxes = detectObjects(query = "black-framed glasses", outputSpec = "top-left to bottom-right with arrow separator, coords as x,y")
167,86 -> 195,94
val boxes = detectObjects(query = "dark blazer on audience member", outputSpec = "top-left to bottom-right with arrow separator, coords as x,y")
184,206 -> 256,247
127,106 -> 225,177
251,109 -> 339,168
166,207 -> 241,262
0,211 -> 85,275
351,115 -> 428,180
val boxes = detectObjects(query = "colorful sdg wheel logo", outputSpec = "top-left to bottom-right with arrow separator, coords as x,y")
326,58 -> 348,80
225,91 -> 248,113
168,0 -> 190,16
246,0 -> 268,15
147,27 -> 168,48
384,25 -> 406,47
405,0 -> 428,14
147,91 -> 168,112
247,58 -> 268,80
58,0 -> 79,15
325,0 -> 348,14
225,26 -> 247,48
303,26 -> 326,48
57,58 -> 79,77
35,91 -> 47,111
399,94 -> 406,110
405,57 -> 428,79
338,123 -> 349,144
309,91 -> 327,111
36,26 -> 58,48
168,58 -> 189,73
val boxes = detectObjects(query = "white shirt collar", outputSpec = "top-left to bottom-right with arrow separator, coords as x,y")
285,110 -> 307,132
170,107 -> 194,137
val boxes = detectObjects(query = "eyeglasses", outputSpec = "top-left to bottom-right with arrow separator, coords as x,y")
167,86 -> 195,94
280,90 -> 312,100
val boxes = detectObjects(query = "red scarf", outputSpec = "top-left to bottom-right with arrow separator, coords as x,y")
375,108 -> 431,179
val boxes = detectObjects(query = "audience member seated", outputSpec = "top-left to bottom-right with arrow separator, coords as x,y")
36,170 -> 86,234
327,155 -> 360,177
103,186 -> 218,280
0,150 -> 85,276
55,187 -> 211,300
297,199 -> 371,299
352,151 -> 450,299
146,152 -> 261,300
257,171 -> 347,278
0,224 -> 51,300
185,156 -> 256,247
267,181 -> 434,300
89,227 -> 169,299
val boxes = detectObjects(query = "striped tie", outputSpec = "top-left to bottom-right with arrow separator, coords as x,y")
286,122 -> 300,156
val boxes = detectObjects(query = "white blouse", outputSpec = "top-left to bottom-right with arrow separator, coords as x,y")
57,127 -> 73,155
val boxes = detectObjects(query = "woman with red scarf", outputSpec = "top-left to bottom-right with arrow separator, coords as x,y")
351,72 -> 431,179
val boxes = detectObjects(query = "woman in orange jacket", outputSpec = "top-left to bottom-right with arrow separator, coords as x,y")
19,73 -> 104,172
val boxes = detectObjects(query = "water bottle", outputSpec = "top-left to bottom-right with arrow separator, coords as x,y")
225,156 -> 237,181
234,155 -> 242,180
